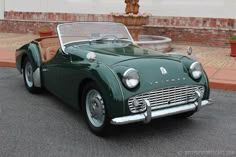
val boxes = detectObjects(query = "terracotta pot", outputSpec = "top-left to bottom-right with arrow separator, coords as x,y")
229,40 -> 236,57
39,30 -> 54,37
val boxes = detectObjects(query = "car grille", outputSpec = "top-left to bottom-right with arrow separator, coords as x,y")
128,85 -> 205,113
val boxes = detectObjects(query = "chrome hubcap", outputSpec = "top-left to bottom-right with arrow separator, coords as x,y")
24,62 -> 33,87
86,89 -> 105,127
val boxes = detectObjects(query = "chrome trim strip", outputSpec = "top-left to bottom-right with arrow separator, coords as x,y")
123,68 -> 137,77
111,99 -> 213,125
57,25 -> 67,54
33,68 -> 41,87
123,25 -> 135,43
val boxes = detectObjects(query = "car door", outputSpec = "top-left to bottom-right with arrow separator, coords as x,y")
42,49 -> 85,108
42,49 -> 72,100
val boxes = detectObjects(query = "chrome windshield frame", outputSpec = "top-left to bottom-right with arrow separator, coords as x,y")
57,22 -> 134,54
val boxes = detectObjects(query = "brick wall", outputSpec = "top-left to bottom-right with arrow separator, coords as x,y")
143,16 -> 236,47
1,11 -> 236,47
0,11 -> 113,34
148,16 -> 236,29
3,11 -> 113,22
143,26 -> 235,47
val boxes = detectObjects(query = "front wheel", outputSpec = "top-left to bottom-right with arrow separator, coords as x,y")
23,57 -> 40,93
82,82 -> 110,136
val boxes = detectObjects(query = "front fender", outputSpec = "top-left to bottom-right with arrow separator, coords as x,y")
81,63 -> 125,118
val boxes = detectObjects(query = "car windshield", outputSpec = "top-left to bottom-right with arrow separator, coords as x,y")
57,22 -> 133,51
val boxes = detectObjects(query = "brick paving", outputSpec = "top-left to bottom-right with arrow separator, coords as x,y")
0,33 -> 236,91
173,44 -> 236,91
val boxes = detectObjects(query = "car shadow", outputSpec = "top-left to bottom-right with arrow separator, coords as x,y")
32,89 -> 87,124
32,89 -> 201,139
106,116 -> 198,138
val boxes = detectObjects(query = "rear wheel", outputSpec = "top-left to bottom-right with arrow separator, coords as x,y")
82,82 -> 110,136
23,57 -> 40,93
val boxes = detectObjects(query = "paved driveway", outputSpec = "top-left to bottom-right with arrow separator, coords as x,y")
0,67 -> 235,157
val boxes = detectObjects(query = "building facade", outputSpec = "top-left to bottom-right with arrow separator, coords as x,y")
1,0 -> 236,18
1,0 -> 236,46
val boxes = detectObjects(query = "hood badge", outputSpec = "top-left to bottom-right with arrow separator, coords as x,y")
160,67 -> 168,75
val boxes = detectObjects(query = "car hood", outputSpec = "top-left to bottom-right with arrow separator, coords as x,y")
115,57 -> 189,83
79,43 -> 193,82
68,42 -> 203,94
71,43 -> 173,65
76,43 -> 188,73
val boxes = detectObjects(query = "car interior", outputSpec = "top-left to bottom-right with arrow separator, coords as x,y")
36,36 -> 60,63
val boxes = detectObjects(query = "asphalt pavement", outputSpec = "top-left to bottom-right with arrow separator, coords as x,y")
0,67 -> 236,157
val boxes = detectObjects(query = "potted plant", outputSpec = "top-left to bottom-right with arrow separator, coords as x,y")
38,26 -> 54,37
229,36 -> 236,57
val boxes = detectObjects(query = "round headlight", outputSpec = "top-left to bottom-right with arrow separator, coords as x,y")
190,62 -> 202,80
122,68 -> 140,88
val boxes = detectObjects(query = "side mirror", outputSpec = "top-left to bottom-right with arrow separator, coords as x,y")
187,47 -> 192,56
86,52 -> 97,62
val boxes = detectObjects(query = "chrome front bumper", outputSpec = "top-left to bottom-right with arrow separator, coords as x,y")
111,97 -> 213,125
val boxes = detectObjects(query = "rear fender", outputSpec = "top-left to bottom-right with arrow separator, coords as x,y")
16,42 -> 42,87
16,42 -> 41,71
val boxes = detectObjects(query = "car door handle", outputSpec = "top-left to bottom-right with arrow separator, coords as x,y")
42,68 -> 48,72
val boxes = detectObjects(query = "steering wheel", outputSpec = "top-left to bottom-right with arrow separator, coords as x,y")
100,35 -> 119,40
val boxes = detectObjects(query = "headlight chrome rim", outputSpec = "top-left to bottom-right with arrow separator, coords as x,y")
190,62 -> 202,80
122,68 -> 140,89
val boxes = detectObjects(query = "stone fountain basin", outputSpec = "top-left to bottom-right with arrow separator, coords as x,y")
136,35 -> 172,52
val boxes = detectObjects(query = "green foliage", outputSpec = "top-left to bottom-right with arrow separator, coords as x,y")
229,36 -> 236,40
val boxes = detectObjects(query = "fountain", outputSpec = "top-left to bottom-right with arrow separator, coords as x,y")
111,0 -> 150,41
112,0 -> 172,52
137,35 -> 172,52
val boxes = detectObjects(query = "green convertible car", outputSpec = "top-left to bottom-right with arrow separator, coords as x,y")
16,22 -> 212,135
